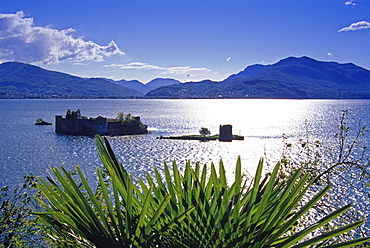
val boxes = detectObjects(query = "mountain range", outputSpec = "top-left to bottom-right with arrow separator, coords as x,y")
147,56 -> 370,99
1,56 -> 370,99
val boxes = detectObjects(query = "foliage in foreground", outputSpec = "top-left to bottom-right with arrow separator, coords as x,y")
32,135 -> 370,247
0,175 -> 48,247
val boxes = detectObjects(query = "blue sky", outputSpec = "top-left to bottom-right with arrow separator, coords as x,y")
1,0 -> 370,83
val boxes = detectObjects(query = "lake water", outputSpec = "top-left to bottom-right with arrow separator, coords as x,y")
1,98 -> 369,189
0,99 -> 368,186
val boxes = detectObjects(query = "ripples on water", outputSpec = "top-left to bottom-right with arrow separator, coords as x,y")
1,99 -> 369,188
1,98 -> 370,233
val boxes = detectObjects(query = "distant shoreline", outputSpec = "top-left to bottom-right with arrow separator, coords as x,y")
2,97 -> 370,100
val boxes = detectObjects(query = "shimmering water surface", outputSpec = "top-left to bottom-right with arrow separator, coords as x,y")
1,99 -> 370,189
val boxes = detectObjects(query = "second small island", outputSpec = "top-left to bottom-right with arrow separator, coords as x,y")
158,125 -> 244,142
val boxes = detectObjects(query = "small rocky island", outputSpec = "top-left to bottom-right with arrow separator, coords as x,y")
35,118 -> 52,125
159,125 -> 244,142
55,109 -> 148,136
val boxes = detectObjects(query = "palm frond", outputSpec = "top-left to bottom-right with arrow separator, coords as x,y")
33,135 -> 370,248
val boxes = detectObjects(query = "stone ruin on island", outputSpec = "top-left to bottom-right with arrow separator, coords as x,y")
55,109 -> 148,136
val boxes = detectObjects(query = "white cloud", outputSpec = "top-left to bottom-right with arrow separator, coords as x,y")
127,62 -> 147,66
226,57 -> 231,62
105,62 -> 212,76
107,62 -> 162,70
162,66 -> 211,75
0,11 -> 124,64
327,52 -> 332,57
345,1 -> 356,6
338,21 -> 370,32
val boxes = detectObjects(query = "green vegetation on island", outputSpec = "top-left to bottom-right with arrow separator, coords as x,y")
199,127 -> 211,136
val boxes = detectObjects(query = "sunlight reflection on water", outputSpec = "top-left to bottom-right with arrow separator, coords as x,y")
0,99 -> 369,188
1,98 -> 370,233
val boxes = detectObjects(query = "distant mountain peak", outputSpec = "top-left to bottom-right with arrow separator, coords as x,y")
276,56 -> 319,65
226,64 -> 268,80
226,56 -> 321,81
282,55 -> 315,61
146,78 -> 180,85
277,56 -> 360,68
146,78 -> 180,89
147,77 -> 176,82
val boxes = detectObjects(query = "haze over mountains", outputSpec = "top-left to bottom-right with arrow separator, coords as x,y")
1,56 -> 370,99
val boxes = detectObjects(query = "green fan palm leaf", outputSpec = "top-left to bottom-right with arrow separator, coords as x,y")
33,135 -> 369,247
